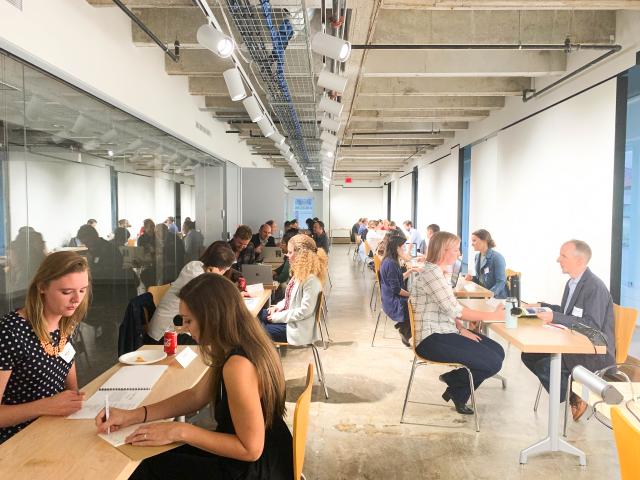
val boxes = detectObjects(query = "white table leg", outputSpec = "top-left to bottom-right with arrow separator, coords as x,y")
519,353 -> 587,466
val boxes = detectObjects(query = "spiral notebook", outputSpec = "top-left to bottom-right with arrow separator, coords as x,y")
68,365 -> 168,419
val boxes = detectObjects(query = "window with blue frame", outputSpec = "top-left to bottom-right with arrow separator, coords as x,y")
459,146 -> 472,272
621,65 -> 640,317
292,197 -> 314,225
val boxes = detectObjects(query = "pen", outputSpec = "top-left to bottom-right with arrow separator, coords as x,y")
105,394 -> 110,435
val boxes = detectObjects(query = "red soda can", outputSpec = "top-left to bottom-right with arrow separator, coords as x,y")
164,330 -> 178,355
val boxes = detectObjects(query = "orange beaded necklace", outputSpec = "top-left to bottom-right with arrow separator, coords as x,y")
40,334 -> 68,357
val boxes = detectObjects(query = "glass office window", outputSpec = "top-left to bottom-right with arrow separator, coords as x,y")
0,51 -> 224,384
621,65 -> 640,318
293,197 -> 314,225
459,146 -> 472,270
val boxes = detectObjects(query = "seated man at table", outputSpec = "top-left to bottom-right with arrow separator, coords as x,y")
521,239 -> 615,421
228,225 -> 258,269
312,220 -> 330,253
250,223 -> 275,263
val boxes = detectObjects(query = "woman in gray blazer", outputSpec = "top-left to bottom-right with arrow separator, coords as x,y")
264,234 -> 328,345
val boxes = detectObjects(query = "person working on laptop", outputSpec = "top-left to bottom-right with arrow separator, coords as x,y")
464,229 -> 508,299
312,220 -> 330,253
520,239 -> 615,421
146,241 -> 235,345
409,232 -> 505,415
265,219 -> 278,240
250,224 -> 276,261
418,223 -> 440,255
261,234 -> 327,344
402,220 -> 421,249
228,225 -> 258,268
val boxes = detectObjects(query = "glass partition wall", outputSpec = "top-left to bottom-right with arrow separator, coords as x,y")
0,51 -> 225,384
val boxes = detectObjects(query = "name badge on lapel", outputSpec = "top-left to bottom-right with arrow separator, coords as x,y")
59,342 -> 76,363
484,267 -> 490,275
572,306 -> 583,318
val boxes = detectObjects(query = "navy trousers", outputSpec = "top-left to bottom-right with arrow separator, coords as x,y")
416,332 -> 505,404
259,309 -> 288,342
521,353 -> 571,402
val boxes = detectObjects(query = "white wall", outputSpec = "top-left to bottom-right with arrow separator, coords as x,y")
416,151 -> 459,235
390,174 -> 413,223
180,184 -> 195,224
242,168 -> 285,235
285,191 -> 324,225
468,80 -> 616,303
225,162 -> 242,238
8,151 -> 112,248
329,185 -> 385,231
0,0 -> 270,169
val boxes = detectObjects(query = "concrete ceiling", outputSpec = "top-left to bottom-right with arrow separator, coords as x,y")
85,0 -> 637,186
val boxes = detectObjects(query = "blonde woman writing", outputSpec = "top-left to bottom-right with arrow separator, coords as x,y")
262,234 -> 328,344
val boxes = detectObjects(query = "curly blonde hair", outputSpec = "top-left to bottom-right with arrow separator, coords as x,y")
288,234 -> 328,285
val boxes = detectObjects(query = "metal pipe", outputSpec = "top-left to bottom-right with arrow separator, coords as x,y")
111,0 -> 179,62
523,45 -> 621,102
351,43 -> 620,51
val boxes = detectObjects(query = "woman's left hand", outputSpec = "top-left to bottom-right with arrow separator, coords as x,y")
125,422 -> 186,446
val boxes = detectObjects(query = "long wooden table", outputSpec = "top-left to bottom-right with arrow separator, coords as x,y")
489,319 -> 606,465
0,345 -> 209,480
244,289 -> 272,317
453,278 -> 494,299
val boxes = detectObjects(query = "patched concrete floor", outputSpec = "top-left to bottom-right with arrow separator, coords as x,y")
281,245 -> 619,480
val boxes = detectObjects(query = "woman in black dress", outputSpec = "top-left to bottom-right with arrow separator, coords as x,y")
0,251 -> 90,443
96,273 -> 293,480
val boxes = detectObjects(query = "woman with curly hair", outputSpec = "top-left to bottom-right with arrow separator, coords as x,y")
262,234 -> 328,344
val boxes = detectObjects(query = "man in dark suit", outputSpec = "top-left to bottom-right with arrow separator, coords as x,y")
250,223 -> 276,261
521,239 -> 615,421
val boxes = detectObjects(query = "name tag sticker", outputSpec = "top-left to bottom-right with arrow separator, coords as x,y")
59,342 -> 76,363
572,306 -> 583,318
484,267 -> 490,274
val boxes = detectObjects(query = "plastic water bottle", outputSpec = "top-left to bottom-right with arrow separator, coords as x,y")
505,297 -> 518,329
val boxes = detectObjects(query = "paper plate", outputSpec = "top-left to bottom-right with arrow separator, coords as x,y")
118,350 -> 167,365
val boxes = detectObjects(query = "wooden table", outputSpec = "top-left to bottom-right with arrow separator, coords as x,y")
489,319 -> 606,465
0,346 -> 209,480
245,289 -> 272,317
453,278 -> 494,299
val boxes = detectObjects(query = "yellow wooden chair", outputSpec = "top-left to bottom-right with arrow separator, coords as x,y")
400,301 -> 480,431
148,283 -> 171,307
505,268 -> 521,299
352,237 -> 362,262
293,364 -> 314,480
274,292 -> 329,399
361,240 -> 372,274
611,407 -> 640,480
369,254 -> 382,311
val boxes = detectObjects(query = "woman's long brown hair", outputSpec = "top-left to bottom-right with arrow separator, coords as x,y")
178,273 -> 286,427
24,251 -> 91,343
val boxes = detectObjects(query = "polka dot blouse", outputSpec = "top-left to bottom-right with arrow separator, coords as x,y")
0,311 -> 74,443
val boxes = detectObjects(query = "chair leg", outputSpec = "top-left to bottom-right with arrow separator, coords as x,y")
400,357 -> 418,423
327,271 -> 332,288
311,345 -> 329,399
533,382 -> 543,412
371,311 -> 383,347
464,366 -> 480,432
563,373 -> 573,437
369,280 -> 378,310
320,309 -> 332,346
318,318 -> 327,350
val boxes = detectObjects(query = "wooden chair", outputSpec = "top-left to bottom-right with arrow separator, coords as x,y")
505,269 -> 521,301
352,237 -> 362,263
275,292 -> 329,399
611,407 -> 640,480
148,283 -> 171,307
369,255 -> 382,311
400,301 -> 480,431
293,364 -> 314,480
361,241 -> 372,274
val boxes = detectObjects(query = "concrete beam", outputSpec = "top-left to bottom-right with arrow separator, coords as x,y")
88,0 -> 194,6
348,121 -> 469,131
363,50 -> 566,77
372,10 -> 616,44
357,77 -> 531,96
380,0 -> 640,10
345,132 -> 458,140
353,96 -> 505,110
189,76 -> 226,95
351,110 -> 490,122
165,50 -> 233,75
131,8 -> 202,46
341,137 -> 452,146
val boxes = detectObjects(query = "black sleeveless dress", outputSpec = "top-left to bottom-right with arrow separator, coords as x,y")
130,347 -> 293,480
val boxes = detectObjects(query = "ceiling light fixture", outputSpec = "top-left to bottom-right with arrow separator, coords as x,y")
271,132 -> 285,146
318,96 -> 344,116
222,67 -> 246,101
320,131 -> 338,146
320,116 -> 340,132
196,23 -> 234,58
311,32 -> 351,62
317,70 -> 348,94
242,95 -> 264,122
257,117 -> 275,137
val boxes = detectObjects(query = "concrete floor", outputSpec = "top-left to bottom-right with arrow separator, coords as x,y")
281,245 -> 620,480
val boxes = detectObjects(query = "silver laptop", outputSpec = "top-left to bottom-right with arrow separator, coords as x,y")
262,246 -> 284,263
241,264 -> 273,285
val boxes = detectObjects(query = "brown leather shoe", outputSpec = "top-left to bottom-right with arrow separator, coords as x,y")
571,399 -> 588,421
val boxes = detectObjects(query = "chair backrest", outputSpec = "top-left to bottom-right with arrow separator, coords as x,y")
363,240 -> 371,256
373,255 -> 381,276
505,269 -> 521,302
148,283 -> 171,307
613,304 -> 638,364
314,291 -> 325,327
611,407 -> 640,480
292,363 -> 314,480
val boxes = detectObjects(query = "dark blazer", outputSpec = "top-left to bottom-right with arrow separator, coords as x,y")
472,248 -> 508,299
251,233 -> 276,248
542,267 -> 615,372
379,258 -> 408,322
